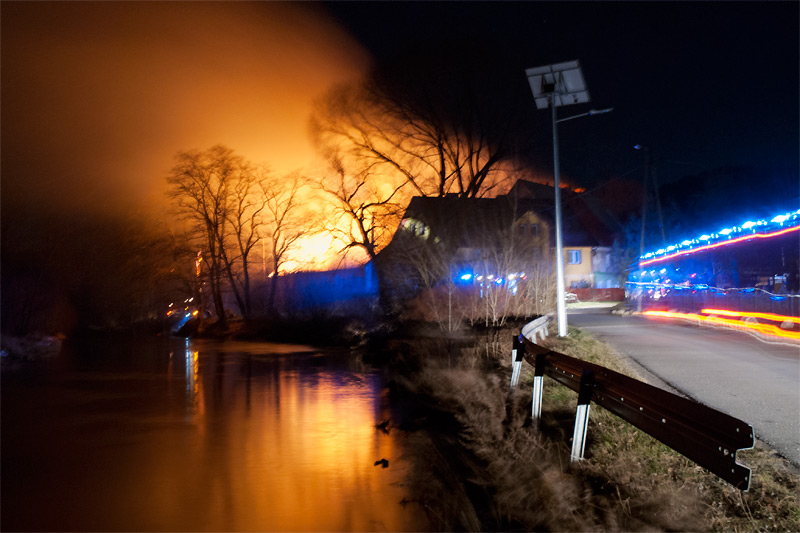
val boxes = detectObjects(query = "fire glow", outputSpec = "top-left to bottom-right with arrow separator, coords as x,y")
643,310 -> 800,341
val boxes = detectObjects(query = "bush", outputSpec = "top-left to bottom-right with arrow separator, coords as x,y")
391,323 -> 800,531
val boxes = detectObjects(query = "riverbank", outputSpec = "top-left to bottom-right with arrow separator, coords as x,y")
175,314 -> 381,349
389,324 -> 800,531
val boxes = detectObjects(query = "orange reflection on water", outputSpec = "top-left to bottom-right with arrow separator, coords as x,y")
140,344 -> 424,531
250,373 -> 401,531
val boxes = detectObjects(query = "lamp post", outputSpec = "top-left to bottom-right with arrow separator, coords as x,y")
526,61 -> 611,337
633,144 -> 666,313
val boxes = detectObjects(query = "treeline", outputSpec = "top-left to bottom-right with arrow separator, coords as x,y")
2,65 -> 530,336
160,66 -> 532,330
7,59 -> 795,337
1,210 -> 183,335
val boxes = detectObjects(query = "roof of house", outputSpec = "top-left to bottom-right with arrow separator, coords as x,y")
507,179 -> 619,247
387,181 -> 619,253
398,195 -> 516,249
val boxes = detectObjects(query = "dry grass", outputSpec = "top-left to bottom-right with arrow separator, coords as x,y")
392,325 -> 800,531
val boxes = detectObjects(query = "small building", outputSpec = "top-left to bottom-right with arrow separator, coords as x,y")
376,180 -> 622,306
507,180 -> 623,290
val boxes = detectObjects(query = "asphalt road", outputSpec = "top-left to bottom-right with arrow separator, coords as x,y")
567,309 -> 800,466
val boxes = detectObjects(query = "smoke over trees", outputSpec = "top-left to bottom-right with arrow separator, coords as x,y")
4,56 -> 547,336
308,58 -> 529,265
167,145 -> 313,323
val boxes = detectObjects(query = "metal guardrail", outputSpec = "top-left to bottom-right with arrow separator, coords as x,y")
511,321 -> 755,490
512,315 -> 550,389
520,314 -> 551,343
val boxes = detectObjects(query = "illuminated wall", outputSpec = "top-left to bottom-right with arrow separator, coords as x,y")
564,246 -> 592,289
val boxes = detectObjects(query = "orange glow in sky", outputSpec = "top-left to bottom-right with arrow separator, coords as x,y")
2,2 -> 371,270
282,232 -> 370,272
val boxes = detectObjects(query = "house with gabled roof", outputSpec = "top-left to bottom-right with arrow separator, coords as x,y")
377,180 -> 622,301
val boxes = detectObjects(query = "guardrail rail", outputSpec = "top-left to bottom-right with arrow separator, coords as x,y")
511,320 -> 755,490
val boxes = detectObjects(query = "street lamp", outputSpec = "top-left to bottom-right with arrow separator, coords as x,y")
526,60 -> 611,337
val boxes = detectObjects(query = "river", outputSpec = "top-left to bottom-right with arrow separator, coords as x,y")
1,335 -> 430,531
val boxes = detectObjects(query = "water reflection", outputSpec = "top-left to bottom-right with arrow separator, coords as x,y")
1,337 -> 427,532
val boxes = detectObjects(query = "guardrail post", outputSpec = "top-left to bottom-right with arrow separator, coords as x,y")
517,322 -> 754,489
570,369 -> 595,462
510,335 -> 525,388
531,350 -> 547,423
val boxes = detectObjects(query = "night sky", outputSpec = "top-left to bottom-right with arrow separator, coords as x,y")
2,1 -> 798,233
324,1 -> 799,192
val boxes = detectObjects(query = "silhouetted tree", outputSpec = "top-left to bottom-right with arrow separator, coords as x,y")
260,171 -> 311,315
310,77 -> 514,202
168,145 -> 266,322
317,155 -> 406,262
221,161 -> 270,318
2,211 -> 182,335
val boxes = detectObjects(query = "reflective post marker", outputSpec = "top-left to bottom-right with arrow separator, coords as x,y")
531,351 -> 547,423
510,335 -> 525,388
570,369 -> 595,462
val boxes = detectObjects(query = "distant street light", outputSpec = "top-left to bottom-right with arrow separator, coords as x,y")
526,60 -> 612,337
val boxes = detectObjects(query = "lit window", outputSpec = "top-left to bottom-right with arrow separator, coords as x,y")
567,250 -> 581,264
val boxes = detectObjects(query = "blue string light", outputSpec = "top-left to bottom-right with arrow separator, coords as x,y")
639,208 -> 800,263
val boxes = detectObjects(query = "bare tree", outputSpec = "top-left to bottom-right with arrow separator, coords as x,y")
466,224 -> 516,328
394,205 -> 555,330
260,171 -> 310,315
467,215 -> 556,325
168,146 -> 231,323
512,257 -> 557,318
168,145 -> 266,322
507,218 -> 556,318
220,160 -> 268,318
310,72 -> 516,203
389,231 -> 464,333
366,76 -> 513,199
317,155 -> 406,262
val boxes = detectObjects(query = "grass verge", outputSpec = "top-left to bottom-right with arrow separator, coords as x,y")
391,324 -> 799,531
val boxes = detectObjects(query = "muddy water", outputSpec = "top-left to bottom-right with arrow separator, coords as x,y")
2,336 -> 429,531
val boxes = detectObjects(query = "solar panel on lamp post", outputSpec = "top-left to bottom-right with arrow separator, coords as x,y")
525,60 -> 611,337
